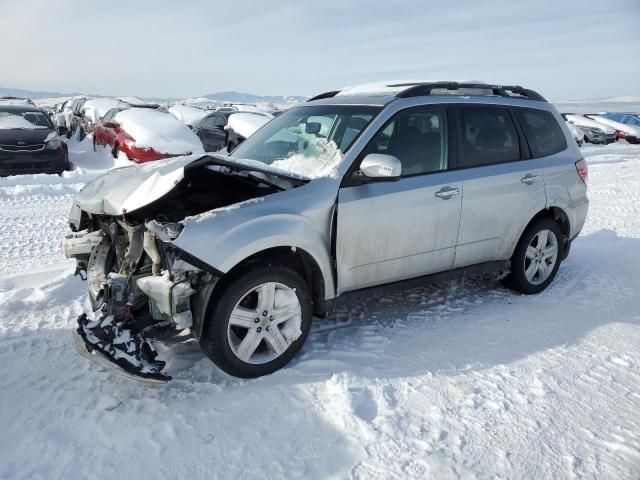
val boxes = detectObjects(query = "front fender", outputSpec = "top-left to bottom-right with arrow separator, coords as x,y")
173,212 -> 336,299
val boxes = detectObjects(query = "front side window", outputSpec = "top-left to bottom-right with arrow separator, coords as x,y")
458,106 -> 520,168
515,108 -> 567,158
230,105 -> 380,178
361,107 -> 448,176
214,115 -> 227,127
621,115 -> 640,127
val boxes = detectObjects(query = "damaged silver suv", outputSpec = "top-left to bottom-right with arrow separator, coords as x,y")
64,81 -> 589,382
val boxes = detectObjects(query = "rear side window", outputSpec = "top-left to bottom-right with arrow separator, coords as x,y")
458,106 -> 520,168
515,108 -> 567,158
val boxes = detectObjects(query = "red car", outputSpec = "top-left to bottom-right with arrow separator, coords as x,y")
93,107 -> 204,163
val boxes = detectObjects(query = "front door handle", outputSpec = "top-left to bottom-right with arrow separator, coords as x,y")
521,174 -> 541,185
435,186 -> 460,199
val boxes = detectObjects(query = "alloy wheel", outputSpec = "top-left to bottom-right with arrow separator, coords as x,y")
227,282 -> 302,364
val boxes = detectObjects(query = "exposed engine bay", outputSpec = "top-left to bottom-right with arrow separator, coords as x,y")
64,155 -> 303,382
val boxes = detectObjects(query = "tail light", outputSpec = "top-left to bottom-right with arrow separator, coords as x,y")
575,158 -> 588,185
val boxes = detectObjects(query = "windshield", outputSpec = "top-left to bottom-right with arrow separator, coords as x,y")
0,110 -> 52,130
230,105 -> 381,178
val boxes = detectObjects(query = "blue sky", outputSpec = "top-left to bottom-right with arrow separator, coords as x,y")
1,0 -> 639,100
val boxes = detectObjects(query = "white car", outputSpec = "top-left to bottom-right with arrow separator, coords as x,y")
168,104 -> 209,128
584,114 -> 640,144
563,114 -> 616,144
566,122 -> 584,146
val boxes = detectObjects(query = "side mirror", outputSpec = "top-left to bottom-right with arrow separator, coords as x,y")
56,125 -> 68,136
359,154 -> 401,181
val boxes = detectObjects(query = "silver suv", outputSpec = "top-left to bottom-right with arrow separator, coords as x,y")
64,81 -> 589,382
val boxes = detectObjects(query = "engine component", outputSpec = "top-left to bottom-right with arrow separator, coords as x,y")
137,273 -> 196,328
143,231 -> 161,276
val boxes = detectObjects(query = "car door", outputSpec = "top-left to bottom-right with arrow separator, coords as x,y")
336,106 -> 462,293
453,105 -> 547,268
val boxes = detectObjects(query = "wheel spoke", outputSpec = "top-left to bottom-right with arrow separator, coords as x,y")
537,230 -> 549,247
257,283 -> 276,313
229,307 -> 258,329
525,261 -> 537,281
525,245 -> 537,260
542,244 -> 558,260
537,261 -> 550,280
236,328 -> 263,362
263,326 -> 289,356
272,305 -> 298,325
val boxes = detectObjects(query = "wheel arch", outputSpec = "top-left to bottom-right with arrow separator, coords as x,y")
512,206 -> 571,258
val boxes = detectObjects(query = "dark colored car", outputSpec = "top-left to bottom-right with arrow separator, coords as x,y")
193,111 -> 271,152
0,105 -> 70,176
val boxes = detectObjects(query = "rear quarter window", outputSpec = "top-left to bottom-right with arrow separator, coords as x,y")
515,108 -> 567,158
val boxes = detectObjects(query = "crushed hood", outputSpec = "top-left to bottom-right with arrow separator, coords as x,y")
74,155 -> 201,215
73,154 -> 307,216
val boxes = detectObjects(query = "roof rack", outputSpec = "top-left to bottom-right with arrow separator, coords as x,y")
391,82 -> 546,101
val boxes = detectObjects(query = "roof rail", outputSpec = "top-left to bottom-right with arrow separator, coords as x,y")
307,90 -> 341,102
391,82 -> 547,102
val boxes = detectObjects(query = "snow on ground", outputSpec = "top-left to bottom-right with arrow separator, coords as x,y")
0,138 -> 639,479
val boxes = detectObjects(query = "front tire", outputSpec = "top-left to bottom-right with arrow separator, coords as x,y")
502,218 -> 563,294
201,266 -> 312,378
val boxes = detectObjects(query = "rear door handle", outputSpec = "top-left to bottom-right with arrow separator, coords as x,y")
435,187 -> 460,199
521,174 -> 541,185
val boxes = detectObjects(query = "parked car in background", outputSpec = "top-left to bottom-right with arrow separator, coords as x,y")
562,114 -> 616,144
93,107 -> 204,162
168,104 -> 209,128
59,97 -> 88,138
566,122 -> 584,146
0,104 -> 69,176
584,114 -> 640,144
0,96 -> 36,106
65,81 -> 588,382
68,97 -> 93,140
193,110 -> 272,152
79,98 -> 130,137
598,112 -> 640,129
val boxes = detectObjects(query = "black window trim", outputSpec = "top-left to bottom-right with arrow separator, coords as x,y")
341,104 -> 458,187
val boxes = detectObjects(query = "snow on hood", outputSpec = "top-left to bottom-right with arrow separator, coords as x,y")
168,105 -> 209,126
227,113 -> 271,138
565,115 -> 616,133
0,115 -> 46,129
114,108 -> 204,155
83,99 -> 129,123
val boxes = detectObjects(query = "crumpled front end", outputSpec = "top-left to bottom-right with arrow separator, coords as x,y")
63,155 -> 297,382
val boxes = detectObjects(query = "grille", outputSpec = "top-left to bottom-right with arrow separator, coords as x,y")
0,144 -> 45,152
114,230 -> 130,270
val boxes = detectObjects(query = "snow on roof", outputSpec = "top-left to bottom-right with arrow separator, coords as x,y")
227,112 -> 272,138
168,104 -> 209,126
83,98 -> 129,123
565,114 -> 616,134
114,108 -> 204,154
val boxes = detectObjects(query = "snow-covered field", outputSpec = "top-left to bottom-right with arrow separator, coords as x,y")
0,137 -> 639,479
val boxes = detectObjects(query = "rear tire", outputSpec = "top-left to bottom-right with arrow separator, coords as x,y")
501,218 -> 563,294
201,265 -> 312,378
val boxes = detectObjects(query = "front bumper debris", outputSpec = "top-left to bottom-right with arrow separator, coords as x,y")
74,313 -> 171,384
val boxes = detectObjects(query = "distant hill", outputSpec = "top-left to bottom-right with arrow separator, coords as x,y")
0,86 -> 80,100
0,86 -> 306,105
201,91 -> 308,104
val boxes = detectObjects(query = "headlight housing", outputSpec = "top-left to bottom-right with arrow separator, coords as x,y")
44,132 -> 62,150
